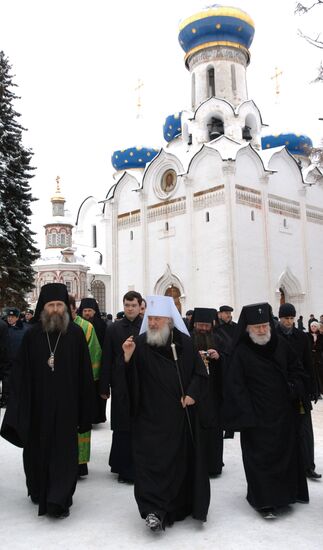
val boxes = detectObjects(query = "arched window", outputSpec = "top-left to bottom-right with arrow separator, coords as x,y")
207,117 -> 224,140
208,67 -> 215,97
60,232 -> 66,245
165,222 -> 169,231
130,230 -> 133,240
206,212 -> 210,222
191,73 -> 196,109
92,225 -> 97,248
91,280 -> 106,313
52,232 -> 57,246
231,64 -> 237,92
283,218 -> 287,228
251,210 -> 255,221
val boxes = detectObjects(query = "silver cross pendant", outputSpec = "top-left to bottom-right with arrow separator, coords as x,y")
47,353 -> 55,371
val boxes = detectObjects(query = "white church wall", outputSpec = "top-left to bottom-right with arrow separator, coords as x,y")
305,219 -> 323,317
192,203 -> 230,308
266,151 -> 303,201
268,213 -> 305,314
187,148 -> 223,192
234,204 -> 268,309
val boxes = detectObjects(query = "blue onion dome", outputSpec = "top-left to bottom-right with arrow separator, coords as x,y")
178,5 -> 255,63
163,112 -> 182,142
261,133 -> 313,157
111,147 -> 159,171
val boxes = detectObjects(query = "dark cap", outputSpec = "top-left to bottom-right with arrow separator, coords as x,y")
185,310 -> 194,316
33,283 -> 72,323
243,303 -> 271,325
26,308 -> 34,315
7,307 -> 20,317
116,311 -> 124,319
278,303 -> 296,318
192,308 -> 214,324
219,305 -> 233,312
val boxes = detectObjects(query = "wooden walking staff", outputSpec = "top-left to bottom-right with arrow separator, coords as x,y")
170,341 -> 195,447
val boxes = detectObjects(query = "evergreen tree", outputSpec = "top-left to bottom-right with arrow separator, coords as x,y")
0,51 -> 39,309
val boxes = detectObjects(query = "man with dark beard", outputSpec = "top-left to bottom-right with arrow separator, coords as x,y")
121,295 -> 210,532
1,283 -> 94,518
190,307 -> 225,477
223,303 -> 309,519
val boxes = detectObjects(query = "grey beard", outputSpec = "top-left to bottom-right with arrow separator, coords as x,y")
247,328 -> 271,346
40,309 -> 70,334
146,324 -> 171,347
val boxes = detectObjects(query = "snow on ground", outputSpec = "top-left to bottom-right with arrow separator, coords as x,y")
1,403 -> 323,550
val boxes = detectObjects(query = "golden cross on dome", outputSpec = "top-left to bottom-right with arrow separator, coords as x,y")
55,175 -> 61,192
271,67 -> 283,101
135,78 -> 144,119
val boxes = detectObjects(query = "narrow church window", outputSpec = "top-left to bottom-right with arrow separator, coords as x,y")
165,222 -> 169,231
65,281 -> 72,292
231,64 -> 237,92
206,212 -> 210,222
130,230 -> 133,240
208,67 -> 215,97
52,232 -> 57,246
251,210 -> 255,221
92,225 -> 97,248
191,73 -> 196,110
283,218 -> 287,228
61,233 -> 66,245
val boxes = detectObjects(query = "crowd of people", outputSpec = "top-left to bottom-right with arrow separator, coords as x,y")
0,284 -> 322,530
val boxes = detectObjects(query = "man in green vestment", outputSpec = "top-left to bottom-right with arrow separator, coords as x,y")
69,295 -> 102,476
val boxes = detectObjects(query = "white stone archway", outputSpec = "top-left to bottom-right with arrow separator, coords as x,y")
154,264 -> 186,312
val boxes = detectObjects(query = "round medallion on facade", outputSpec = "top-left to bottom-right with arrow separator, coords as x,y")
154,169 -> 177,199
162,169 -> 177,193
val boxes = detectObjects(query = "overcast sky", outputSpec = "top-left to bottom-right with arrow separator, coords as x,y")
1,0 -> 322,244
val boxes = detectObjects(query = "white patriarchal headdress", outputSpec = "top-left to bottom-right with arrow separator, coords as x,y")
140,295 -> 190,336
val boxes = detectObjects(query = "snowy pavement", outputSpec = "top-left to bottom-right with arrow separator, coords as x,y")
1,403 -> 323,550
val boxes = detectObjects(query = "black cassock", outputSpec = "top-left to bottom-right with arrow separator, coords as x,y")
1,322 -> 94,515
223,334 -> 309,510
124,329 -> 210,526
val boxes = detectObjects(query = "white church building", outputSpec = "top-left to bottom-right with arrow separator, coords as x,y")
74,5 -> 323,317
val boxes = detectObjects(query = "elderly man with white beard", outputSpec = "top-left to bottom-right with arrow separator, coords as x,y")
120,295 -> 210,532
1,283 -> 94,519
223,303 -> 309,519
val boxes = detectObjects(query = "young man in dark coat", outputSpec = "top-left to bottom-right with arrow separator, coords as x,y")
99,290 -> 143,483
122,295 -> 210,532
277,303 -> 321,480
1,283 -> 94,518
223,302 -> 309,519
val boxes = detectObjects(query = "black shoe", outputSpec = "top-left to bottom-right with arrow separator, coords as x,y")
260,508 -> 277,520
306,469 -> 322,479
118,474 -> 134,484
78,463 -> 88,477
145,513 -> 163,532
47,503 -> 70,519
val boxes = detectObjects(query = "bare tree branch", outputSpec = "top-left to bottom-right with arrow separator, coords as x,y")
297,28 -> 323,48
295,1 -> 323,14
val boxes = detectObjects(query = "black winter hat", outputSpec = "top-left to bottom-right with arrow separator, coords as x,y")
278,303 -> 296,318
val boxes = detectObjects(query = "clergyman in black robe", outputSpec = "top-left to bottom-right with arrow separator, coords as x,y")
122,295 -> 210,532
1,283 -> 94,518
190,307 -> 225,477
223,302 -> 309,519
78,297 -> 107,423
